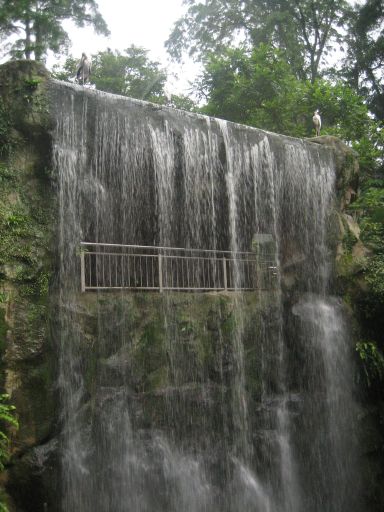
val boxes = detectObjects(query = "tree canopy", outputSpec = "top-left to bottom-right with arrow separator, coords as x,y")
53,47 -> 197,110
344,0 -> 384,119
197,45 -> 308,135
0,0 -> 109,61
196,44 -> 377,145
54,47 -> 166,101
91,47 -> 167,101
166,0 -> 350,82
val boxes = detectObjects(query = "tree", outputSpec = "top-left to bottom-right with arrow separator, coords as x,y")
196,45 -> 307,135
195,44 -> 374,143
166,93 -> 197,112
53,47 -> 167,102
166,0 -> 350,82
0,0 -> 109,61
92,47 -> 167,101
344,0 -> 384,120
53,46 -> 198,110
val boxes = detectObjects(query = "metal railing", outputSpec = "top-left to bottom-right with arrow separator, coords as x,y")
80,242 -> 277,292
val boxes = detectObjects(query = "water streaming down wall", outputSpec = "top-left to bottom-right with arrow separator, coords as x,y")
50,81 -> 358,512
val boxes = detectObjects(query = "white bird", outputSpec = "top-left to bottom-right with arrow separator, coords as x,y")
76,53 -> 91,85
164,85 -> 172,105
312,110 -> 321,136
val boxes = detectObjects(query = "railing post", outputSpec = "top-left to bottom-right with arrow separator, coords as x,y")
158,253 -> 163,293
222,257 -> 227,290
80,250 -> 86,292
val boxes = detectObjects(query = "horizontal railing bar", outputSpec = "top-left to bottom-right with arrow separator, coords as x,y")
162,287 -> 256,291
80,241 -> 269,257
84,251 -> 273,264
84,286 -> 160,290
84,252 -> 275,263
86,252 -> 159,258
84,286 -> 258,291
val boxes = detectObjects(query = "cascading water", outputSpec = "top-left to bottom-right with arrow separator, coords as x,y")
50,81 -> 358,512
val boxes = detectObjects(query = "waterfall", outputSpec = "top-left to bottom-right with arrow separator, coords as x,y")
50,81 -> 358,511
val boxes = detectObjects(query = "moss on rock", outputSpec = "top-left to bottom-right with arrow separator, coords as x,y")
0,61 -> 56,509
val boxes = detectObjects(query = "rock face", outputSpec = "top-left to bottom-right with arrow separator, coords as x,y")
1,60 -> 379,512
0,61 -> 57,511
308,135 -> 359,209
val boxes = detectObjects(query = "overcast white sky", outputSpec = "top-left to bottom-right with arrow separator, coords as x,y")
57,0 -> 200,94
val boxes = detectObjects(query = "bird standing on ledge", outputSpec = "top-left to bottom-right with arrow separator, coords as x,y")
312,110 -> 321,136
76,53 -> 91,85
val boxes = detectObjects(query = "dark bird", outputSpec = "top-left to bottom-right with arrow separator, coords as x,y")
312,110 -> 321,136
76,53 -> 91,85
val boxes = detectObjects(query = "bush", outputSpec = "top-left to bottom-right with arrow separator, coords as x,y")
356,341 -> 384,389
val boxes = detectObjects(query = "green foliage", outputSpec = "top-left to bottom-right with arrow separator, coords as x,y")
0,394 -> 17,512
51,56 -> 79,82
52,47 -> 199,110
308,80 -> 371,142
54,47 -> 168,103
166,94 -> 198,112
0,394 -> 18,471
349,182 -> 384,251
347,178 -> 384,352
197,46 -> 305,135
327,95 -> 384,178
92,47 -> 167,102
352,122 -> 384,175
166,0 -> 350,82
0,0 -> 109,61
196,45 -> 374,141
23,77 -> 41,89
0,100 -> 12,159
0,66 -> 53,311
344,0 -> 384,120
364,257 -> 384,299
356,341 -> 384,388
0,171 -> 53,300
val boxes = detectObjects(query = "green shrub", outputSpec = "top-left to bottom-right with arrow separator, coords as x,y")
356,341 -> 384,389
0,394 -> 18,512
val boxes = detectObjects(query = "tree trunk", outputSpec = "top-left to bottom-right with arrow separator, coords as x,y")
35,23 -> 42,61
25,19 -> 31,60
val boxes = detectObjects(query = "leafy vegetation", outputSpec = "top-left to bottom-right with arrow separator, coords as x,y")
166,0 -> 351,83
0,395 -> 18,471
346,180 -> 384,394
343,0 -> 384,119
0,0 -> 109,61
0,394 -> 18,512
0,100 -> 12,159
196,45 -> 377,141
356,341 -> 384,390
54,46 -> 167,102
53,46 -> 197,109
